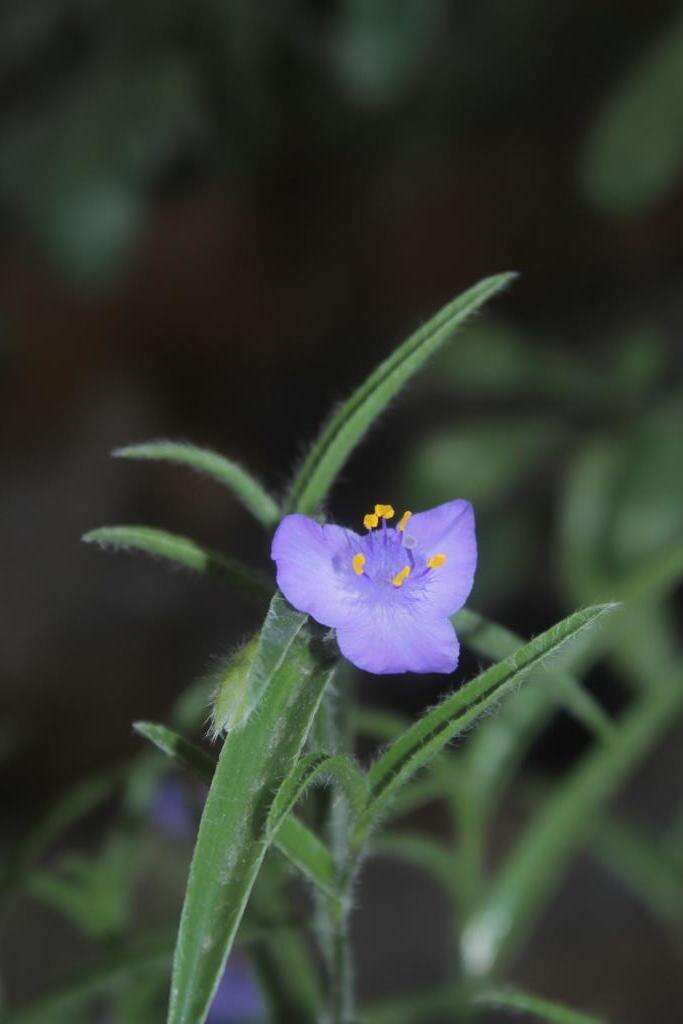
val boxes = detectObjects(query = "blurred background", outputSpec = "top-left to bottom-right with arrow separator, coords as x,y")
1,1 -> 683,1021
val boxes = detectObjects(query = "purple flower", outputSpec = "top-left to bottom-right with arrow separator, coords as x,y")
149,777 -> 195,839
208,954 -> 265,1022
271,500 -> 476,675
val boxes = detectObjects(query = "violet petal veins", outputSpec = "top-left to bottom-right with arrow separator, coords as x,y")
271,500 -> 476,675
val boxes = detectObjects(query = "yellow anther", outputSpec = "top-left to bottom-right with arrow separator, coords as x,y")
353,553 -> 366,576
427,553 -> 447,570
392,565 -> 411,587
397,510 -> 412,532
363,513 -> 379,530
374,503 -> 395,520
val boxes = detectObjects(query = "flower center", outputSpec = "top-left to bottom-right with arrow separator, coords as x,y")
351,503 -> 447,586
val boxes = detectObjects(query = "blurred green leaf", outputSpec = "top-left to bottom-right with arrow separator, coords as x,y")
591,818 -> 683,927
168,594 -> 336,1024
472,986 -> 604,1024
332,0 -> 444,107
82,525 -> 271,601
370,831 -> 457,899
406,418 -> 565,509
0,929 -> 173,1024
284,273 -> 515,516
114,442 -> 280,528
353,605 -> 613,847
582,16 -> 683,214
461,674 -> 683,977
24,833 -> 134,940
1,769 -> 120,901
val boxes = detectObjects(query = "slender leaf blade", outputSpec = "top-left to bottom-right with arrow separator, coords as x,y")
83,526 -> 270,600
168,594 -> 336,1024
472,986 -> 605,1024
461,678 -> 683,977
266,752 -> 368,839
355,606 -> 614,843
133,721 -> 337,898
114,441 -> 280,528
284,273 -> 516,515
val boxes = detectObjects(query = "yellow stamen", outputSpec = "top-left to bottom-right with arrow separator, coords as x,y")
353,553 -> 366,576
363,513 -> 379,530
392,565 -> 411,587
427,553 -> 447,570
397,510 -> 412,532
374,503 -> 395,520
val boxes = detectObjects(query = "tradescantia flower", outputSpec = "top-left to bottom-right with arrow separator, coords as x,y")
271,500 -> 476,675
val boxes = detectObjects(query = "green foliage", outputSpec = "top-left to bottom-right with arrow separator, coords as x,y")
114,442 -> 280,528
472,986 -> 605,1024
83,525 -> 271,601
354,605 -> 613,846
284,273 -> 515,515
168,594 -> 337,1024
461,675 -> 683,977
583,16 -> 683,214
265,751 -> 368,841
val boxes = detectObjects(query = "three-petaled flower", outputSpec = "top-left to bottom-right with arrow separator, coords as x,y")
271,500 -> 476,675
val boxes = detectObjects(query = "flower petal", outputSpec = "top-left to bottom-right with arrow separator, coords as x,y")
336,604 -> 459,675
271,514 -> 360,627
408,499 -> 477,615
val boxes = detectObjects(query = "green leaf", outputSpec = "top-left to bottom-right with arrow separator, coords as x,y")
114,441 -> 280,529
354,605 -> 614,846
472,986 -> 605,1024
582,16 -> 683,214
83,525 -> 270,601
591,818 -> 683,926
1,769 -> 121,899
133,720 -> 337,898
370,831 -> 457,899
133,722 -> 215,781
461,678 -> 683,977
455,608 -> 615,744
266,751 -> 368,840
168,594 -> 337,1024
0,930 -> 173,1024
284,272 -> 516,515
275,817 -> 337,897
24,833 -> 133,940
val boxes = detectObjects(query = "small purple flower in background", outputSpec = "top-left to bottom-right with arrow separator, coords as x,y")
208,954 -> 265,1022
272,499 -> 476,675
149,776 -> 196,840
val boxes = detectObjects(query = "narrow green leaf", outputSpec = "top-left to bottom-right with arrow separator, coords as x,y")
461,678 -> 683,977
114,441 -> 280,528
355,605 -> 614,845
0,929 -> 173,1024
582,16 -> 683,214
455,608 -> 614,743
351,706 -> 407,742
275,817 -> 337,897
1,770 -> 120,900
133,722 -> 215,781
473,986 -> 605,1024
284,272 -> 516,515
370,831 -> 457,898
591,818 -> 683,926
168,594 -> 336,1024
133,719 -> 337,898
266,752 -> 368,840
83,525 -> 270,601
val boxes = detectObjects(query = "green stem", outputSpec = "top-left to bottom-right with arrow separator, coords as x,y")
314,680 -> 356,1023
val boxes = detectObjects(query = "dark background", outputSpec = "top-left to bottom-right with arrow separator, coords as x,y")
1,2 -> 683,1020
